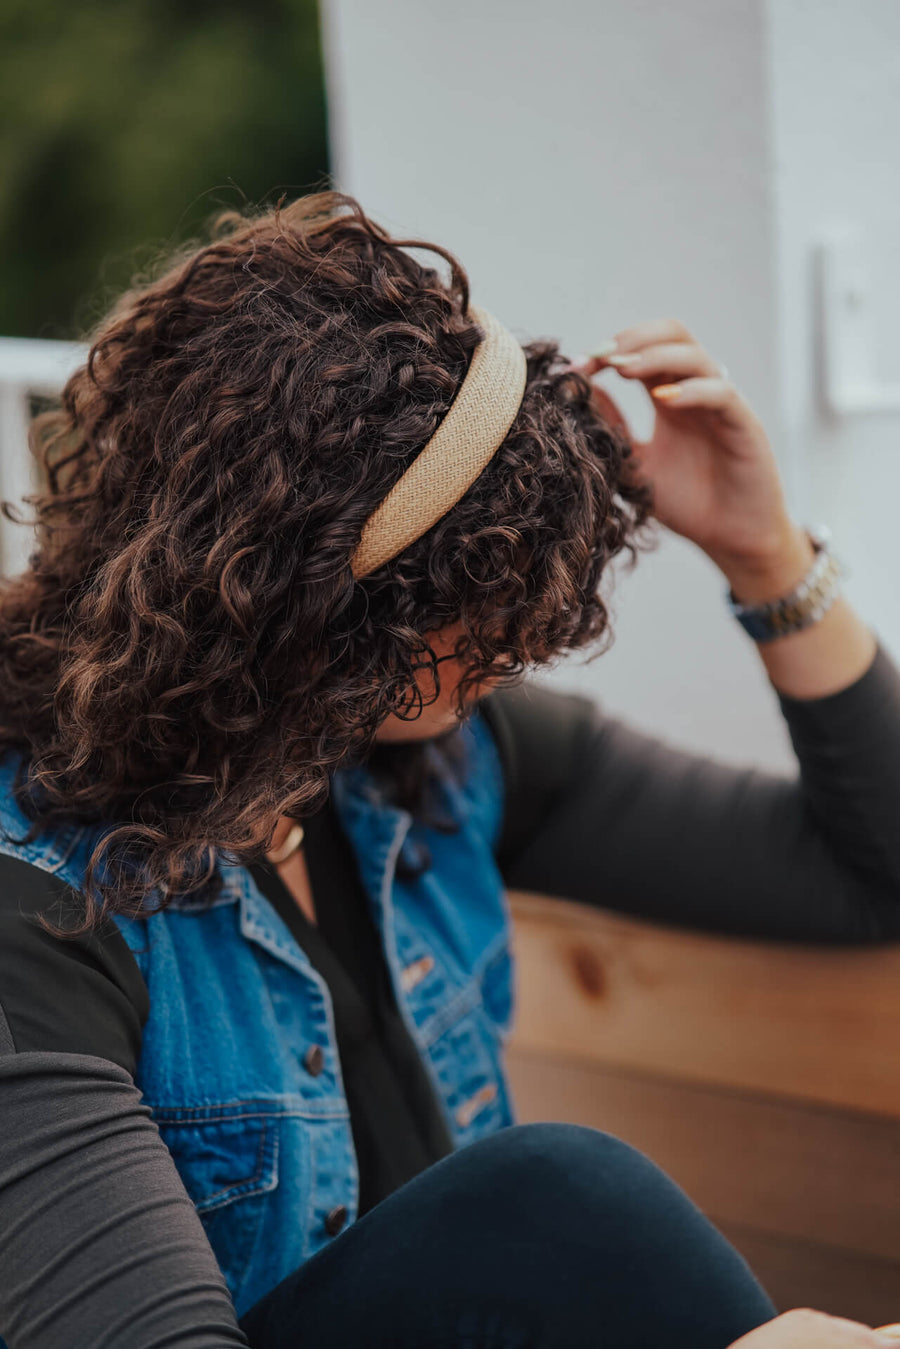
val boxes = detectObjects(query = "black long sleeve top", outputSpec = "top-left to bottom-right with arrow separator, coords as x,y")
2,643 -> 900,1347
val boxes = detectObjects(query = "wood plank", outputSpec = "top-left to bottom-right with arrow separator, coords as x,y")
717,1222 -> 900,1327
505,1049 -> 900,1263
508,890 -> 900,1117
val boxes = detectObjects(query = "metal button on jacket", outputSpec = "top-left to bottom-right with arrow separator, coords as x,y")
302,1044 -> 325,1076
324,1205 -> 347,1237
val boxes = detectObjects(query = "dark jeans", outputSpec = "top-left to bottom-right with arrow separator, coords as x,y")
238,1122 -> 777,1348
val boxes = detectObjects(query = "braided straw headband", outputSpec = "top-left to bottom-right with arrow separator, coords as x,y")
349,305 -> 528,579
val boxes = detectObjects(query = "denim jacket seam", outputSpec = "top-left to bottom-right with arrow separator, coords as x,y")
472,927 -> 509,981
195,1118 -> 278,1210
304,1128 -> 319,1258
151,1102 -> 350,1123
0,825 -> 86,876
229,1129 -> 280,1306
417,980 -> 484,1046
46,822 -> 89,872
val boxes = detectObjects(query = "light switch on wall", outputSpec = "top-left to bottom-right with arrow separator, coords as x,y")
818,224 -> 900,415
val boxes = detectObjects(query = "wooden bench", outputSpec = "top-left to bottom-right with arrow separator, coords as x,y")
506,891 -> 900,1325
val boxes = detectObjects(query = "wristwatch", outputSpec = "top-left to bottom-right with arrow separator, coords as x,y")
727,525 -> 843,643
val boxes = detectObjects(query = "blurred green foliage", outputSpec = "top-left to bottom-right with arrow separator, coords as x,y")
0,0 -> 330,338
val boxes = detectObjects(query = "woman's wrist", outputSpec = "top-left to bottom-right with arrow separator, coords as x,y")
711,523 -> 816,605
712,523 -> 877,697
707,521 -> 877,697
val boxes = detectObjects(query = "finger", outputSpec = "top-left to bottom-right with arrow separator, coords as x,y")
601,341 -> 723,382
649,374 -> 742,415
586,318 -> 696,365
569,318 -> 697,378
611,317 -> 698,353
564,353 -> 611,377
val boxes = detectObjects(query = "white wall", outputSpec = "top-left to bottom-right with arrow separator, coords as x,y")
321,0 -> 796,767
766,0 -> 900,656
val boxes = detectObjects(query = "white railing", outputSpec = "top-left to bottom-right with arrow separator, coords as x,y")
0,336 -> 88,576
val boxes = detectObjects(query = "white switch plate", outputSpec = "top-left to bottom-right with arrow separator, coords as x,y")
818,224 -> 900,415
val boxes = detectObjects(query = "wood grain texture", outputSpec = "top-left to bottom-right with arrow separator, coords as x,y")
507,890 -> 900,1117
717,1223 -> 900,1325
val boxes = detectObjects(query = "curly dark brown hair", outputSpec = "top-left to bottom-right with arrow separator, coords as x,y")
0,190 -> 654,938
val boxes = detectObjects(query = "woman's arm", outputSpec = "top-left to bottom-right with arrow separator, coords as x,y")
483,636 -> 900,943
0,857 -> 250,1347
0,1051 -> 251,1349
486,318 -> 896,940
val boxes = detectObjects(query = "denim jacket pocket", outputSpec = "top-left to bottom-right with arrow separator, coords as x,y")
152,1100 -> 280,1306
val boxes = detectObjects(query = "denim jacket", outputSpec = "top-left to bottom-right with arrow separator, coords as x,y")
0,711 -> 517,1320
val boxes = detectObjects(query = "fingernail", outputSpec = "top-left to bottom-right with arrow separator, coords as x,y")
607,353 -> 642,367
590,339 -> 619,357
651,383 -> 681,399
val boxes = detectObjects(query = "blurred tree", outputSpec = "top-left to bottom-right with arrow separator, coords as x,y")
0,0 -> 329,337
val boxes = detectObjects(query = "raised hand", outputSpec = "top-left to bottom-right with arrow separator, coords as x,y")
570,318 -> 806,585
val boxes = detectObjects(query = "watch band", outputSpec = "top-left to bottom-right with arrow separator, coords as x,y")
727,526 -> 843,643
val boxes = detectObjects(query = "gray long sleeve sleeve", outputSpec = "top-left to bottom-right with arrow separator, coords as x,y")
0,1050 -> 250,1349
485,642 -> 900,942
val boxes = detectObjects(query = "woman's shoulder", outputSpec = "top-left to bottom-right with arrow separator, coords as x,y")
477,680 -> 603,864
0,850 -> 149,1074
479,679 -> 601,790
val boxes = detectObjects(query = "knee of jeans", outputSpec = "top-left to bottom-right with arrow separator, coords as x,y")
460,1121 -> 662,1210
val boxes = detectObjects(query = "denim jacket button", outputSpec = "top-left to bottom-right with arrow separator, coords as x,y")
302,1044 -> 325,1076
324,1204 -> 347,1237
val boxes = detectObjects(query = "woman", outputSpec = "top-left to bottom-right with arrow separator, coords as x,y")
0,191 -> 898,1349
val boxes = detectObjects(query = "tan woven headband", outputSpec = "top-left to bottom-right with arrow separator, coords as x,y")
350,305 -> 527,579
